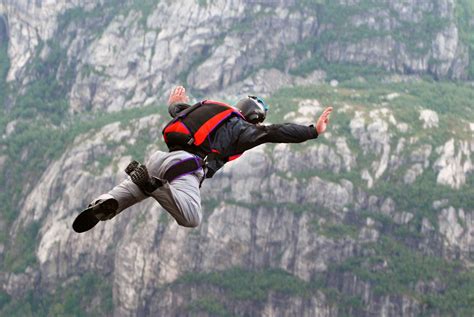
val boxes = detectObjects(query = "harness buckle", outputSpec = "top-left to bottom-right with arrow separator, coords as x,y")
187,137 -> 195,146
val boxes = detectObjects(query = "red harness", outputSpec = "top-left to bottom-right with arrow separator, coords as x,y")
163,100 -> 244,161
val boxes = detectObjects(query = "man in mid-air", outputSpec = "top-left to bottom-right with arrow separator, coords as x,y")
73,86 -> 333,233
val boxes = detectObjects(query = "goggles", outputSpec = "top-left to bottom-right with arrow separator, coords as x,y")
249,95 -> 269,112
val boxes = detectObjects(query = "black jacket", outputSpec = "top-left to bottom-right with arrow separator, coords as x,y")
168,102 -> 318,178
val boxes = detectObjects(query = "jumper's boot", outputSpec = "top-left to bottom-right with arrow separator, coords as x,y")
72,160 -> 165,233
72,194 -> 119,233
125,160 -> 164,195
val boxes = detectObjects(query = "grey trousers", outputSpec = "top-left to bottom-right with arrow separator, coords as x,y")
96,150 -> 204,227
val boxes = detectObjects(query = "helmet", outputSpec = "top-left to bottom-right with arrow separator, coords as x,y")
234,95 -> 269,124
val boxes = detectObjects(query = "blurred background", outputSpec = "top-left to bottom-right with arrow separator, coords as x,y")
0,0 -> 473,316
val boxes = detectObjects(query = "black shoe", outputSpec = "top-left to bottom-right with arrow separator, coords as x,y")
92,198 -> 120,221
72,198 -> 119,233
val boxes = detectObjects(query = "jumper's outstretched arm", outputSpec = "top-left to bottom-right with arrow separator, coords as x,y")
315,107 -> 333,134
168,85 -> 189,106
167,86 -> 191,118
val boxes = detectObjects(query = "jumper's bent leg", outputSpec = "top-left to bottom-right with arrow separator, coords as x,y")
145,151 -> 204,228
87,177 -> 148,222
106,178 -> 149,214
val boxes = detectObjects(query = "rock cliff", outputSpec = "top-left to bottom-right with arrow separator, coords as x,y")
1,0 -> 472,113
0,0 -> 473,316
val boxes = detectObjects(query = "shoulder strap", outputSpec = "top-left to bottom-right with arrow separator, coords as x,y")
202,100 -> 245,119
176,101 -> 203,118
181,100 -> 242,146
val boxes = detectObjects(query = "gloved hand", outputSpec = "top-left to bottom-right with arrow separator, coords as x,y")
125,161 -> 164,195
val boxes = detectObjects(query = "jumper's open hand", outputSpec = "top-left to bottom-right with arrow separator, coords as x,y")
168,86 -> 189,106
316,107 -> 333,134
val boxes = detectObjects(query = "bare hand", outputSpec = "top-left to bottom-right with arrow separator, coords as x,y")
316,107 -> 333,134
167,86 -> 189,106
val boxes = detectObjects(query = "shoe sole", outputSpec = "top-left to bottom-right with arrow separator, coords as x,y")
72,198 -> 119,233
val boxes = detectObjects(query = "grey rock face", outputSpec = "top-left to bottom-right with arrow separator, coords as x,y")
404,163 -> 424,184
0,102 -> 470,316
66,2 -> 319,113
1,0 -> 98,82
8,115 -> 162,288
217,69 -> 326,99
438,207 -> 473,261
323,0 -> 468,79
0,268 -> 39,298
419,109 -> 439,129
1,0 -> 473,316
434,139 -> 473,189
4,120 -> 346,314
2,0 -> 471,115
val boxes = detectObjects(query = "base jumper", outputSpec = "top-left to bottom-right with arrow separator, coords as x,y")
72,86 -> 333,233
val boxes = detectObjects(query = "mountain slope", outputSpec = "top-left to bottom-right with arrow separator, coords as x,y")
1,79 -> 472,316
0,1 -> 473,316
